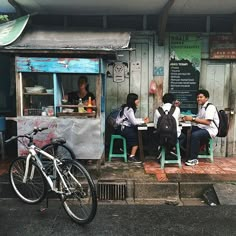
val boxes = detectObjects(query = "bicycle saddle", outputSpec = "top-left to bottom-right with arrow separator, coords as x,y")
51,137 -> 66,144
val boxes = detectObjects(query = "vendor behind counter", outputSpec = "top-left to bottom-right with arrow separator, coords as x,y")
65,76 -> 96,106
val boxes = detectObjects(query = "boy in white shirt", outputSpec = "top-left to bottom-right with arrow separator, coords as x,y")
182,89 -> 219,166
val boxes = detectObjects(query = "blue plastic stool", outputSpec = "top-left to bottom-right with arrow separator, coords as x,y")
161,140 -> 182,169
108,135 -> 127,162
198,138 -> 214,163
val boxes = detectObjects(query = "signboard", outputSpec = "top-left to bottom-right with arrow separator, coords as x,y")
169,34 -> 201,114
210,35 -> 236,59
0,15 -> 29,46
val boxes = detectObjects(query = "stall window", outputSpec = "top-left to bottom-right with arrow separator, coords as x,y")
22,73 -> 54,116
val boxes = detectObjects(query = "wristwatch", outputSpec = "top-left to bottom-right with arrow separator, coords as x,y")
192,117 -> 196,122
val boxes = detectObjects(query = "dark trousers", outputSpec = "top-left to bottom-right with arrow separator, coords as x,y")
189,126 -> 211,160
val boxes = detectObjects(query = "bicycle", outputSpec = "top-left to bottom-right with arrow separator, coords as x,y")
6,127 -> 97,225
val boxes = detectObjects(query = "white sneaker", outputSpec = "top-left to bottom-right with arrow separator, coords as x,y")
185,159 -> 199,166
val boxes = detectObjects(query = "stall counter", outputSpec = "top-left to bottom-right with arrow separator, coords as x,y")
16,117 -> 103,160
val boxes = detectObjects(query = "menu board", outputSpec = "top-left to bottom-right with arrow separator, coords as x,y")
169,34 -> 201,114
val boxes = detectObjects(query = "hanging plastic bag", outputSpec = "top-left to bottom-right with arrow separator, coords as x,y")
149,80 -> 157,94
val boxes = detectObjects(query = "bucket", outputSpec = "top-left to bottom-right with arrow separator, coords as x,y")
0,117 -> 6,132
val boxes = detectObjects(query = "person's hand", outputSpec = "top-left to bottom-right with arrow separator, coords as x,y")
182,116 -> 192,122
143,117 -> 149,123
174,100 -> 181,107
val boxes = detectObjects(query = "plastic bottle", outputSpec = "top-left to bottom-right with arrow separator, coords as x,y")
87,96 -> 92,113
78,98 -> 84,113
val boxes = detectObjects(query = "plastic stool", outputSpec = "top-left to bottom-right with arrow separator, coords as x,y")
198,138 -> 214,163
161,140 -> 182,169
108,135 -> 127,162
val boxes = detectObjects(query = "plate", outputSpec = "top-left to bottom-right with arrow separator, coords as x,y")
62,108 -> 74,113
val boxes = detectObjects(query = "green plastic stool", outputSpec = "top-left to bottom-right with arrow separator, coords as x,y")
161,140 -> 182,169
108,135 -> 127,162
198,138 -> 214,163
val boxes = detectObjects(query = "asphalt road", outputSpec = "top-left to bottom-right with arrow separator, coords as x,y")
0,199 -> 235,236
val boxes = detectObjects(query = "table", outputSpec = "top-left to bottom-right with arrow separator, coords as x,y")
138,122 -> 192,162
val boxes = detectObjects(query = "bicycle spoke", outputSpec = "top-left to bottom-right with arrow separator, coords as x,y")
9,157 -> 47,204
58,160 -> 97,224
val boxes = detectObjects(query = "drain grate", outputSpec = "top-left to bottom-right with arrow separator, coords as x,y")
97,181 -> 127,200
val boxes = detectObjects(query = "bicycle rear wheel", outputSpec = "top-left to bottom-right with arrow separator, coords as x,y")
40,143 -> 76,175
41,143 -> 76,160
9,157 -> 47,204
58,160 -> 97,224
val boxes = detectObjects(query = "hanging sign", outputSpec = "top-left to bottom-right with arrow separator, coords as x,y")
0,15 -> 29,46
210,35 -> 236,59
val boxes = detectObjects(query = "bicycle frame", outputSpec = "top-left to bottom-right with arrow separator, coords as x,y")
24,144 -> 80,195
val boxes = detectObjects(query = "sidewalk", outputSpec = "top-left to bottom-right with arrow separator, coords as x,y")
143,157 -> 236,182
92,157 -> 236,182
2,156 -> 236,182
1,157 -> 236,203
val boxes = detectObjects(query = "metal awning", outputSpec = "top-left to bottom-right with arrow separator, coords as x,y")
3,28 -> 131,52
0,15 -> 29,46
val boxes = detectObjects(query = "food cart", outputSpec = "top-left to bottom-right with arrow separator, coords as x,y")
15,56 -> 106,165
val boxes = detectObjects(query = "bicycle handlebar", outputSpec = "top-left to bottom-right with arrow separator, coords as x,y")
5,127 -> 48,144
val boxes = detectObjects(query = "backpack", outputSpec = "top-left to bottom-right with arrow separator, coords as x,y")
205,103 -> 229,137
156,105 -> 177,147
106,108 -> 121,130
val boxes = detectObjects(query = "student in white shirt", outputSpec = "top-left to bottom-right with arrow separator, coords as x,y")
182,89 -> 219,166
116,93 -> 149,163
154,93 -> 185,158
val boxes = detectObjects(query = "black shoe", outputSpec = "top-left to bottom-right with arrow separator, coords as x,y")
128,156 -> 142,163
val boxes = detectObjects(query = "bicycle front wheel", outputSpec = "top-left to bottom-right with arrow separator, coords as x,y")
58,160 -> 97,224
9,157 -> 47,204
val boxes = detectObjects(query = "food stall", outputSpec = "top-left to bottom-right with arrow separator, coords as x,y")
15,56 -> 106,164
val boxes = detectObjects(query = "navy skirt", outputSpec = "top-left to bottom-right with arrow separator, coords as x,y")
118,126 -> 138,148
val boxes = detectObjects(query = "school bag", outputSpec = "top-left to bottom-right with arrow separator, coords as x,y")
106,108 -> 121,130
106,108 -> 127,130
205,103 -> 229,137
156,105 -> 177,147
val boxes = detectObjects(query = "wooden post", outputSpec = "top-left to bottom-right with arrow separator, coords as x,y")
158,0 -> 175,46
96,75 -> 101,118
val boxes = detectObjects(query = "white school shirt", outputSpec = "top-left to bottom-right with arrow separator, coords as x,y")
154,103 -> 181,137
194,101 -> 219,138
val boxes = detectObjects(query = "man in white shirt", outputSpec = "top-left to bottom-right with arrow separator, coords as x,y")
182,89 -> 219,166
154,93 -> 185,158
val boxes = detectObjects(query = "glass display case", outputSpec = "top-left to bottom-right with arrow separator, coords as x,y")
16,57 -> 103,117
21,73 -> 54,116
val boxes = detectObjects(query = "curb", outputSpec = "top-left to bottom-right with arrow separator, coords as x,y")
0,176 -> 227,204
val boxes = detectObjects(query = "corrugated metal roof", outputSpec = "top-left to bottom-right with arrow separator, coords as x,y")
5,28 -> 131,51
